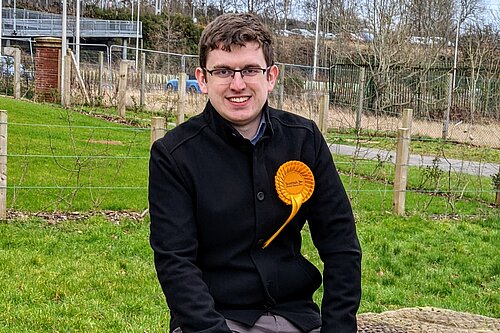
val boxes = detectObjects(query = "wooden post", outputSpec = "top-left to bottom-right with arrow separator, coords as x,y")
318,93 -> 329,134
356,67 -> 366,133
495,167 -> 500,207
443,72 -> 453,139
401,108 -> 413,133
393,127 -> 411,215
496,183 -> 500,207
140,52 -> 146,107
68,49 -> 90,105
278,63 -> 285,110
117,60 -> 131,118
63,51 -> 72,107
393,108 -> 413,215
177,72 -> 187,125
151,117 -> 166,147
98,51 -> 104,98
0,110 -> 7,220
4,47 -> 21,99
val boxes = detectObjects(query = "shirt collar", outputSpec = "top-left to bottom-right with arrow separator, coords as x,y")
250,113 -> 267,145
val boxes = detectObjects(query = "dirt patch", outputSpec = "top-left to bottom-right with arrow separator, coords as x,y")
6,209 -> 146,224
87,139 -> 123,145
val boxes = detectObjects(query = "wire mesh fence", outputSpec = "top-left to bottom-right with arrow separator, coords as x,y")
1,42 -> 498,216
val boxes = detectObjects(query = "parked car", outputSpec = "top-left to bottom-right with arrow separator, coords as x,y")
290,28 -> 315,38
164,78 -> 201,93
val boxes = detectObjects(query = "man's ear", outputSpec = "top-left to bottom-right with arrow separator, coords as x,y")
195,67 -> 208,94
267,64 -> 279,92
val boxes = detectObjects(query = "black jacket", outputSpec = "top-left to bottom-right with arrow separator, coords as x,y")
149,101 -> 361,333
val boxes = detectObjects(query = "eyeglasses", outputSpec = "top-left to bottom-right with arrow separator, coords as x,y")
204,67 -> 270,84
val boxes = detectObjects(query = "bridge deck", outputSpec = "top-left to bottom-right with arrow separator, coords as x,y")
1,8 -> 141,38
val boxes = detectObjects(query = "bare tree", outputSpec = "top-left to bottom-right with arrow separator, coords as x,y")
407,0 -> 455,38
458,23 -> 500,122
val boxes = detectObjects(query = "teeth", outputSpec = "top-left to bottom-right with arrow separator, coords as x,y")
229,97 -> 248,103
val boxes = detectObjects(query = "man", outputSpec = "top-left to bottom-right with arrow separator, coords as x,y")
149,13 -> 361,333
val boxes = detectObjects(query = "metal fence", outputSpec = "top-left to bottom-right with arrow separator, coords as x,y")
1,41 -> 499,148
331,63 -> 500,121
1,8 -> 140,38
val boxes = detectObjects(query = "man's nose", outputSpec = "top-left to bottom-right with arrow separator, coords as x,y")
230,71 -> 247,90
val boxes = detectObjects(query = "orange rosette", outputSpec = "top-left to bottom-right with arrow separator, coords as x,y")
262,161 -> 315,249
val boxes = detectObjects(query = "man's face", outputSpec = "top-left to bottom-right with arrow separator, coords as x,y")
195,41 -> 278,131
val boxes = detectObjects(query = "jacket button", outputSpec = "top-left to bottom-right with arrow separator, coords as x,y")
256,191 -> 265,201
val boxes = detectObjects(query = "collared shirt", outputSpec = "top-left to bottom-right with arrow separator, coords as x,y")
250,113 -> 267,145
149,101 -> 361,333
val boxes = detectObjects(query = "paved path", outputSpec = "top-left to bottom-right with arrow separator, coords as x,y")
329,144 -> 499,178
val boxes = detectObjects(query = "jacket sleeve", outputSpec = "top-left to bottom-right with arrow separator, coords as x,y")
149,139 -> 232,333
307,125 -> 362,333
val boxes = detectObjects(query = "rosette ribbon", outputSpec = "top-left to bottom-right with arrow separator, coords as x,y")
262,160 -> 315,249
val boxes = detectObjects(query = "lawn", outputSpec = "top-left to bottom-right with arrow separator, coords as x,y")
0,96 -> 498,331
0,213 -> 497,332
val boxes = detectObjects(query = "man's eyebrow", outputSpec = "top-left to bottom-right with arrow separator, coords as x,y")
209,64 -> 264,69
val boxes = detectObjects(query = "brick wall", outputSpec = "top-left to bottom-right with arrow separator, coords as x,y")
34,38 -> 61,102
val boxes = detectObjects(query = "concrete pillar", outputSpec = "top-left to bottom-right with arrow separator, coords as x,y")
122,38 -> 128,60
34,37 -> 62,102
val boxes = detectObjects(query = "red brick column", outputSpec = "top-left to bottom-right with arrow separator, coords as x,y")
34,37 -> 62,102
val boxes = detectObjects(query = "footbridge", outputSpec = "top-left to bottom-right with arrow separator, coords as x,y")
1,8 -> 141,39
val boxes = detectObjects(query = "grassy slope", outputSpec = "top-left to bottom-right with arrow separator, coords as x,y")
2,96 -> 150,211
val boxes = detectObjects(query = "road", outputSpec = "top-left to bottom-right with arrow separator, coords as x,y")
329,144 -> 499,178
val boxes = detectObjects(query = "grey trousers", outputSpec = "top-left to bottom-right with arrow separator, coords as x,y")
172,313 -> 321,333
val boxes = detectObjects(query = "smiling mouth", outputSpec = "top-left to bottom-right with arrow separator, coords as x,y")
228,96 -> 250,103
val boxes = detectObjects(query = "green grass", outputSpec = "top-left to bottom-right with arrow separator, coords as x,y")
0,213 -> 497,332
356,212 -> 499,315
0,96 -> 498,331
3,97 -> 150,211
0,217 -> 168,332
334,154 -> 496,207
2,96 -> 497,213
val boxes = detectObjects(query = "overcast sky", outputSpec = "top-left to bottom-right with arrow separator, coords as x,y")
484,0 -> 499,24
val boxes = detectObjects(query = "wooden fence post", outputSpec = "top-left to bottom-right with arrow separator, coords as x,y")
98,51 -> 104,98
177,72 -> 187,125
68,49 -> 90,105
0,110 -> 7,220
393,108 -> 413,216
356,66 -> 366,133
443,72 -> 453,139
140,52 -> 146,107
496,185 -> 500,207
494,167 -> 500,207
117,60 -> 131,118
151,117 -> 166,147
401,108 -> 413,133
318,93 -> 329,134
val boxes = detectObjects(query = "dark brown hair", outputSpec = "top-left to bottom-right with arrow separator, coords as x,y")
198,13 -> 274,69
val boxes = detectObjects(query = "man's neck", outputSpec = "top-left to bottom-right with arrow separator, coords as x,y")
233,112 -> 264,140
234,123 -> 259,140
